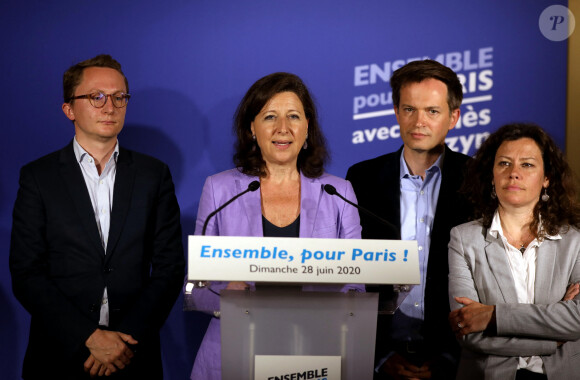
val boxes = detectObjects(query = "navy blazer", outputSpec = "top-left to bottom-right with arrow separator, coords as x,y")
346,145 -> 472,366
9,141 -> 185,379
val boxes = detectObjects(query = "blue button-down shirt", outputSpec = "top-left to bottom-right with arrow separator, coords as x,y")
391,148 -> 443,342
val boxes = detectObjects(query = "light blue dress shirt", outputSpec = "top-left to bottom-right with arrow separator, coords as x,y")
73,137 -> 119,326
391,148 -> 442,342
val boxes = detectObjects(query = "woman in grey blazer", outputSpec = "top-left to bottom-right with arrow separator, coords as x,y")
448,123 -> 580,380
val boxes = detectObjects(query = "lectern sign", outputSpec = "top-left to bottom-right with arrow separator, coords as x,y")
188,236 -> 419,284
254,355 -> 341,380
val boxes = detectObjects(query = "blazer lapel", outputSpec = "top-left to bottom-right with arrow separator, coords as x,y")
239,173 -> 263,237
106,148 -> 135,257
485,233 -> 519,303
382,148 -> 402,234
433,149 -> 456,229
299,173 -> 322,238
534,240 -> 557,304
59,143 -> 105,256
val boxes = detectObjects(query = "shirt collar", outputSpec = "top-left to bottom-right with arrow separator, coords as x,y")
489,210 -> 562,241
73,136 -> 119,164
399,146 -> 444,180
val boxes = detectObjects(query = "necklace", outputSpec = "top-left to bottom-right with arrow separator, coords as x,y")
503,229 -> 533,254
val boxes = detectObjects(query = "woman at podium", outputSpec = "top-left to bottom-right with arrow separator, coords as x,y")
190,72 -> 363,380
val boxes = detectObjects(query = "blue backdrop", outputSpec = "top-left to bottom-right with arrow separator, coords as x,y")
0,1 -> 568,378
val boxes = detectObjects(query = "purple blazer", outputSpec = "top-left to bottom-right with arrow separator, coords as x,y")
190,168 -> 362,380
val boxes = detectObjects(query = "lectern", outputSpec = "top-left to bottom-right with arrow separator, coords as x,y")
185,236 -> 418,380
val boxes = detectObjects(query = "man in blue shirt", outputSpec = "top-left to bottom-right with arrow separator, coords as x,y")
347,60 -> 472,379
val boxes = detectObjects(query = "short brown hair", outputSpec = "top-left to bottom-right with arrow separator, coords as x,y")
390,59 -> 462,112
63,54 -> 128,103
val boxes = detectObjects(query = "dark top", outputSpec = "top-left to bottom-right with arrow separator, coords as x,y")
262,215 -> 300,237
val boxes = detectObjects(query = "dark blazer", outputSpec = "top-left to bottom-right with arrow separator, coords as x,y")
9,141 -> 185,379
346,145 -> 472,369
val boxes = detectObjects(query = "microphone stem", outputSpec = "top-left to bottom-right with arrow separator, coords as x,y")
332,190 -> 397,235
202,188 -> 251,235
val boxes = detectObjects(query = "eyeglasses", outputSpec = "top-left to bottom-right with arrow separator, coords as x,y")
69,91 -> 131,108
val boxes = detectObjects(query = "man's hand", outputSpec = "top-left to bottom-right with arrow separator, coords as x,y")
84,329 -> 138,375
449,297 -> 495,337
379,353 -> 432,379
84,354 -> 113,377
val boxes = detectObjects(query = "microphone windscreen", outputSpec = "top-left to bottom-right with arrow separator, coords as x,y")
248,180 -> 260,191
323,184 -> 337,195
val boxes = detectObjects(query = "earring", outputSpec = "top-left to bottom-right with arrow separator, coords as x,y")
541,188 -> 550,202
303,133 -> 308,150
491,184 -> 497,199
252,135 -> 256,141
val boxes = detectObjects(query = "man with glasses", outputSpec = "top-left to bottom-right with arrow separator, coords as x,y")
9,54 -> 185,379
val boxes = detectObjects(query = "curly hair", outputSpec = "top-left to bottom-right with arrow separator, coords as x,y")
233,72 -> 328,178
462,123 -> 580,236
63,54 -> 128,103
390,59 -> 463,112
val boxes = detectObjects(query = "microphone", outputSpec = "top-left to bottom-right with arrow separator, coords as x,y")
323,184 -> 398,237
202,180 -> 260,235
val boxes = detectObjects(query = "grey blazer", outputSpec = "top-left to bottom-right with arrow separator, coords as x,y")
448,220 -> 580,380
